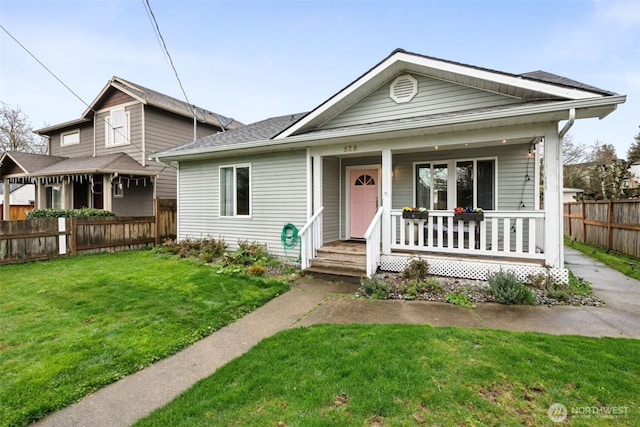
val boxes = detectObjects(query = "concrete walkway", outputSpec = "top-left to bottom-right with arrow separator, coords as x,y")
34,247 -> 640,427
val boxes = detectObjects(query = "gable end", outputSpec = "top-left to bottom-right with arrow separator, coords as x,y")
390,74 -> 418,104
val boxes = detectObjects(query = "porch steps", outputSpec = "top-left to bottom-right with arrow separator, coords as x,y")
304,241 -> 367,283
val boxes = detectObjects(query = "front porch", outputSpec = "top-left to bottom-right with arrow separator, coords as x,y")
300,205 -> 567,282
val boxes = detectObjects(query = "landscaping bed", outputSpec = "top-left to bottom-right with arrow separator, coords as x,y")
356,258 -> 604,307
372,272 -> 605,306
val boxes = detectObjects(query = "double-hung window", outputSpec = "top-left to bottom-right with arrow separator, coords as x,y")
220,164 -> 250,216
105,108 -> 130,146
415,158 -> 495,210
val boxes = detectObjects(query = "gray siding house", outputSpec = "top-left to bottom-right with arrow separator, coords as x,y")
0,76 -> 240,218
154,49 -> 625,282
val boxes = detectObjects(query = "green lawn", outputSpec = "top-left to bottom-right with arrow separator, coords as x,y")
135,324 -> 640,427
0,250 -> 289,427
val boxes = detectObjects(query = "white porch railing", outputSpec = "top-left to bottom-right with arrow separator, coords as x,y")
390,210 -> 545,260
299,207 -> 324,270
364,207 -> 384,277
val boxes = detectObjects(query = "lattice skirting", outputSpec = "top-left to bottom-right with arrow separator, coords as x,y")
380,254 -> 569,284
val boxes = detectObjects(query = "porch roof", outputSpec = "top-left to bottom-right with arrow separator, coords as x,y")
0,151 -> 66,176
28,153 -> 155,178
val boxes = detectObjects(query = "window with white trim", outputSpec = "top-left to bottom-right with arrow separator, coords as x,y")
61,129 -> 80,146
105,108 -> 130,146
415,158 -> 496,210
220,164 -> 250,216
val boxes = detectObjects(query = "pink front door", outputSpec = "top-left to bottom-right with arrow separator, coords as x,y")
349,169 -> 378,238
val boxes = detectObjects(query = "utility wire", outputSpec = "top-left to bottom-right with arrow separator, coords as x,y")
1,24 -> 90,111
0,23 -> 146,155
141,0 -> 195,117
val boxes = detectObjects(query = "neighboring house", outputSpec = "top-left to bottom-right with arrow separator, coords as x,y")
0,182 -> 35,220
153,49 -> 625,282
0,182 -> 35,205
563,188 -> 584,203
0,76 -> 241,220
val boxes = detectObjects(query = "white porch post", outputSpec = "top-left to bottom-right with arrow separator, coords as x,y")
36,180 -> 45,209
543,132 -> 564,268
313,155 -> 323,214
103,175 -> 112,212
306,148 -> 312,218
382,148 -> 392,254
2,179 -> 10,220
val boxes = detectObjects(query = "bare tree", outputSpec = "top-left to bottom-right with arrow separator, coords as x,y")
0,103 -> 47,154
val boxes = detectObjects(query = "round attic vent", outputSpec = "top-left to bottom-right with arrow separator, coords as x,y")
390,74 -> 418,103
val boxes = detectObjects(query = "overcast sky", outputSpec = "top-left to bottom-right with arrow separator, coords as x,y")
1,0 -> 638,156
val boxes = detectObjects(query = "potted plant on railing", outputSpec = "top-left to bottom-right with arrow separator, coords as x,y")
402,206 -> 429,220
453,206 -> 484,221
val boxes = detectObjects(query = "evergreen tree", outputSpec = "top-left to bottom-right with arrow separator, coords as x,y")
628,126 -> 640,163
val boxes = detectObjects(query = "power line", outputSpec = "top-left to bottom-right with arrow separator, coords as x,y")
0,23 -> 145,155
0,24 -> 90,111
142,0 -> 195,116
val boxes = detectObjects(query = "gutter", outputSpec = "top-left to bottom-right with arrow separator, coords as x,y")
154,95 -> 625,162
150,155 -> 178,170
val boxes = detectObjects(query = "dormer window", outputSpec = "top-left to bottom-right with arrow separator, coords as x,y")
105,108 -> 130,146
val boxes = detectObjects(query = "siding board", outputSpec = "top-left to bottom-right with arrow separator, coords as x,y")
178,149 -> 308,257
323,74 -> 520,130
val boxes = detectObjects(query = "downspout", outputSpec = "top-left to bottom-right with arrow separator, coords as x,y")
559,108 -> 575,139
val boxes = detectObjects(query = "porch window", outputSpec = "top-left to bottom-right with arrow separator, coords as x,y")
105,108 -> 130,146
220,165 -> 250,216
415,158 -> 495,210
113,182 -> 124,198
45,185 -> 62,209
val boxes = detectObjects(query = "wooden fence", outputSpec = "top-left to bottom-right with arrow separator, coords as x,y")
564,200 -> 640,259
0,199 -> 177,265
0,204 -> 33,221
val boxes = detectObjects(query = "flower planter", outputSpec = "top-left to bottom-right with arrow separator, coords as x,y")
402,211 -> 429,220
453,212 -> 484,221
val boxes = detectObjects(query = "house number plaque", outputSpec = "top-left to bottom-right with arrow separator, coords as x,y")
343,144 -> 358,152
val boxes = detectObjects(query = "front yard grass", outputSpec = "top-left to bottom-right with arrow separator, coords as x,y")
135,324 -> 639,427
0,250 -> 289,427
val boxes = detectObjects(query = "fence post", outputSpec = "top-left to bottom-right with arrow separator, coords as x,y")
154,198 -> 160,245
581,201 -> 586,242
607,200 -> 614,250
70,217 -> 77,255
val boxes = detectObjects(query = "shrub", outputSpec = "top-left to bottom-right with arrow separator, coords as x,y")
157,238 -> 227,262
424,277 -> 445,293
528,271 -> 571,302
402,258 -> 430,281
445,292 -> 475,308
223,240 -> 272,266
397,280 -> 420,300
488,270 -> 535,305
248,264 -> 267,277
360,275 -> 390,300
26,208 -> 115,218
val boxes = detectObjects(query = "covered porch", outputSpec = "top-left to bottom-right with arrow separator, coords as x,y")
299,123 -> 567,282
